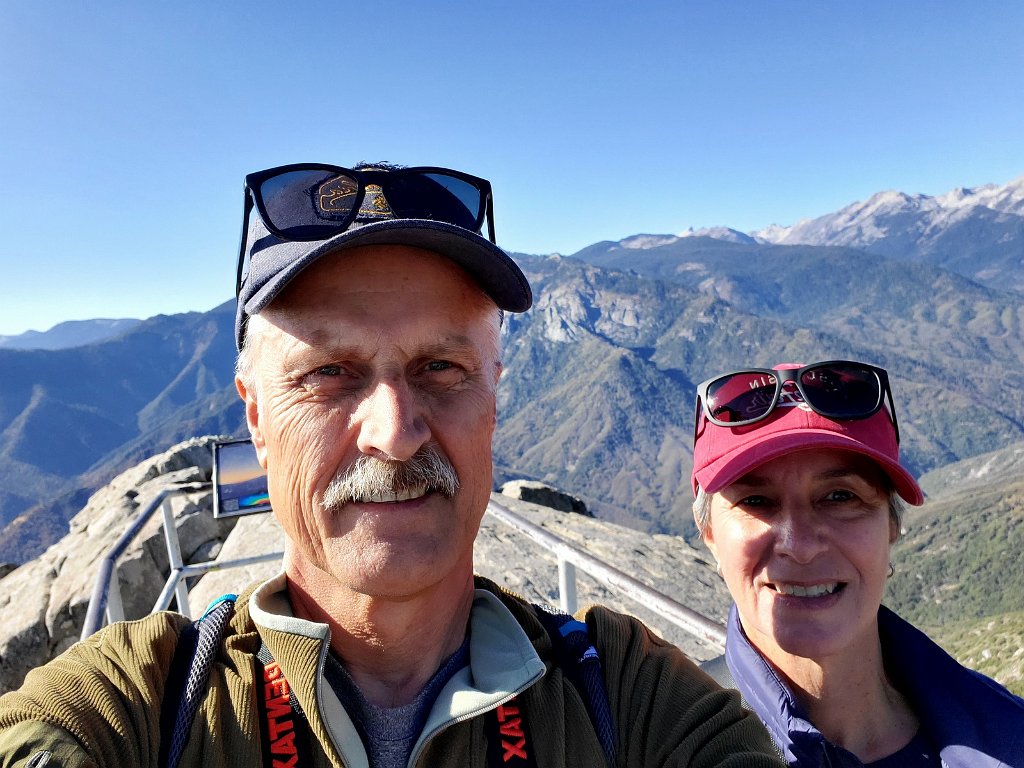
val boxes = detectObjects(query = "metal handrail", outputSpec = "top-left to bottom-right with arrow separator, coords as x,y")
83,482 -> 282,639
151,552 -> 283,615
486,499 -> 727,650
82,483 -> 208,639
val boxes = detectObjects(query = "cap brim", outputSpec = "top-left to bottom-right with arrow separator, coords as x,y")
694,428 -> 925,506
244,218 -> 532,318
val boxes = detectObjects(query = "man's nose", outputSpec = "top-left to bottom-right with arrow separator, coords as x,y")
355,377 -> 431,462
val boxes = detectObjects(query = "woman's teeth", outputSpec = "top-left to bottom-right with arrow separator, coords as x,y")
776,582 -> 839,597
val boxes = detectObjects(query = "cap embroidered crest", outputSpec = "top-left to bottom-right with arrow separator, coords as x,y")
359,184 -> 394,220
317,176 -> 358,215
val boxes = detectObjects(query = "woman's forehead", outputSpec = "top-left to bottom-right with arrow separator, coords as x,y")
729,449 -> 888,488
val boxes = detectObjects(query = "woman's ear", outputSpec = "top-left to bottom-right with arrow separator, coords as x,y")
694,505 -> 719,563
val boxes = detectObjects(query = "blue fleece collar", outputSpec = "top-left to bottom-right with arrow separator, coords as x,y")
725,603 -> 1024,767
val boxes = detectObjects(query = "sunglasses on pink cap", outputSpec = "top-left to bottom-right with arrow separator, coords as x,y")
694,360 -> 901,443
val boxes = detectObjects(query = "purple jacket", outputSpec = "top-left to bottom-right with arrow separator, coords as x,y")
725,604 -> 1024,767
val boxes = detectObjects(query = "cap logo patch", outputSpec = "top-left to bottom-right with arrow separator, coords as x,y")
317,177 -> 358,215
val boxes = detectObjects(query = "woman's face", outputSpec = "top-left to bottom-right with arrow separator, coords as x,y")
701,448 -> 898,664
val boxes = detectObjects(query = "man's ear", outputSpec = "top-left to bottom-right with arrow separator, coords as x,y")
235,375 -> 268,469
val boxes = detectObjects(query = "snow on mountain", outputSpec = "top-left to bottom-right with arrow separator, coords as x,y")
677,226 -> 756,244
619,234 -> 681,249
752,175 -> 1024,249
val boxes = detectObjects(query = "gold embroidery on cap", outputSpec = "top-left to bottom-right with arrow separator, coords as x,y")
360,183 -> 394,217
318,177 -> 358,214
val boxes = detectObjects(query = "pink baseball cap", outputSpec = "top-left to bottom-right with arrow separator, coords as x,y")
691,362 -> 924,505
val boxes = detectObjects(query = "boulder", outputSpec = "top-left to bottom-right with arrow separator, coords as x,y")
499,479 -> 591,516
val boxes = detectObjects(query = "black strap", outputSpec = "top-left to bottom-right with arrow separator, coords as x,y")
255,642 -> 314,768
159,596 -> 237,768
484,606 -> 616,768
484,693 -> 539,768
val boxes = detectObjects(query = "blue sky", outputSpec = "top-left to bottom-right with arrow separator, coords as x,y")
1,2 -> 1023,335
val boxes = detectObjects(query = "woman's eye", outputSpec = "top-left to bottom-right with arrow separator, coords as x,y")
825,489 -> 856,503
739,495 -> 770,508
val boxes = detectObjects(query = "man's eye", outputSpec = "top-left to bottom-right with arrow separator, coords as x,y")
425,360 -> 453,372
315,365 -> 342,376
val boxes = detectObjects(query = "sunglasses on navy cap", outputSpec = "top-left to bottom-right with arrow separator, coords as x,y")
694,360 -> 901,443
235,164 -> 496,296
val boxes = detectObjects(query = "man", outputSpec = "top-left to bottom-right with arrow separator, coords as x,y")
0,163 -> 784,767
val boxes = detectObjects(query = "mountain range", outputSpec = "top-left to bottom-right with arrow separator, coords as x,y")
686,174 -> 1024,293
0,319 -> 141,350
2,175 -> 1023,566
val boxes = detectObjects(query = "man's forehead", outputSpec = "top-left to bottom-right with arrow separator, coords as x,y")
277,244 -> 494,306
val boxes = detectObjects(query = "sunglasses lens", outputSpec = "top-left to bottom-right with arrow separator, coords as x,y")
258,169 -> 360,239
705,371 -> 778,424
799,363 -> 882,417
384,173 -> 485,231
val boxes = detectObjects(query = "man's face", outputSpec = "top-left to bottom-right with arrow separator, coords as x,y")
237,245 -> 502,600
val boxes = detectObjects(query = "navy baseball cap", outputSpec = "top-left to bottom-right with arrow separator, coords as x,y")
234,165 -> 533,349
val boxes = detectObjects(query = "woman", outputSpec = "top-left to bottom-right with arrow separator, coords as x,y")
691,360 -> 1024,767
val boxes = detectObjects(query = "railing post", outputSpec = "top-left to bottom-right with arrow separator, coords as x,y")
161,497 -> 191,618
105,572 -> 125,625
558,558 -> 578,614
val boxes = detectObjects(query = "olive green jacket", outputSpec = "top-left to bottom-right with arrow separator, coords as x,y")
0,575 -> 784,768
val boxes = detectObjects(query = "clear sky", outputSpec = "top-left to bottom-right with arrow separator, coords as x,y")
2,2 -> 1023,336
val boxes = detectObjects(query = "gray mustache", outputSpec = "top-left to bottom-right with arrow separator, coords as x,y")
322,444 -> 459,509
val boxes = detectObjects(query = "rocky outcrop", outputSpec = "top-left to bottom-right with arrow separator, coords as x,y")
499,479 -> 591,516
0,437 -> 237,694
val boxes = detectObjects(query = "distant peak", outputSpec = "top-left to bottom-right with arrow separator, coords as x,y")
678,226 -> 756,244
619,234 -> 681,249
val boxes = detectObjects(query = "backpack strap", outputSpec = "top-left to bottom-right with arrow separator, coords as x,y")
533,607 -> 616,767
159,595 -> 237,768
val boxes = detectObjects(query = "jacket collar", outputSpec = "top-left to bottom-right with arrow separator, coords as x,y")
725,603 -> 1024,767
724,605 -> 860,767
248,573 -> 546,767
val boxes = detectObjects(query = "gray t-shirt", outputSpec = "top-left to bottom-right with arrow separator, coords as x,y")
323,638 -> 470,768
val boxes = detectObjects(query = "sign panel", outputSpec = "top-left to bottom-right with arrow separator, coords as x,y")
212,438 -> 271,518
